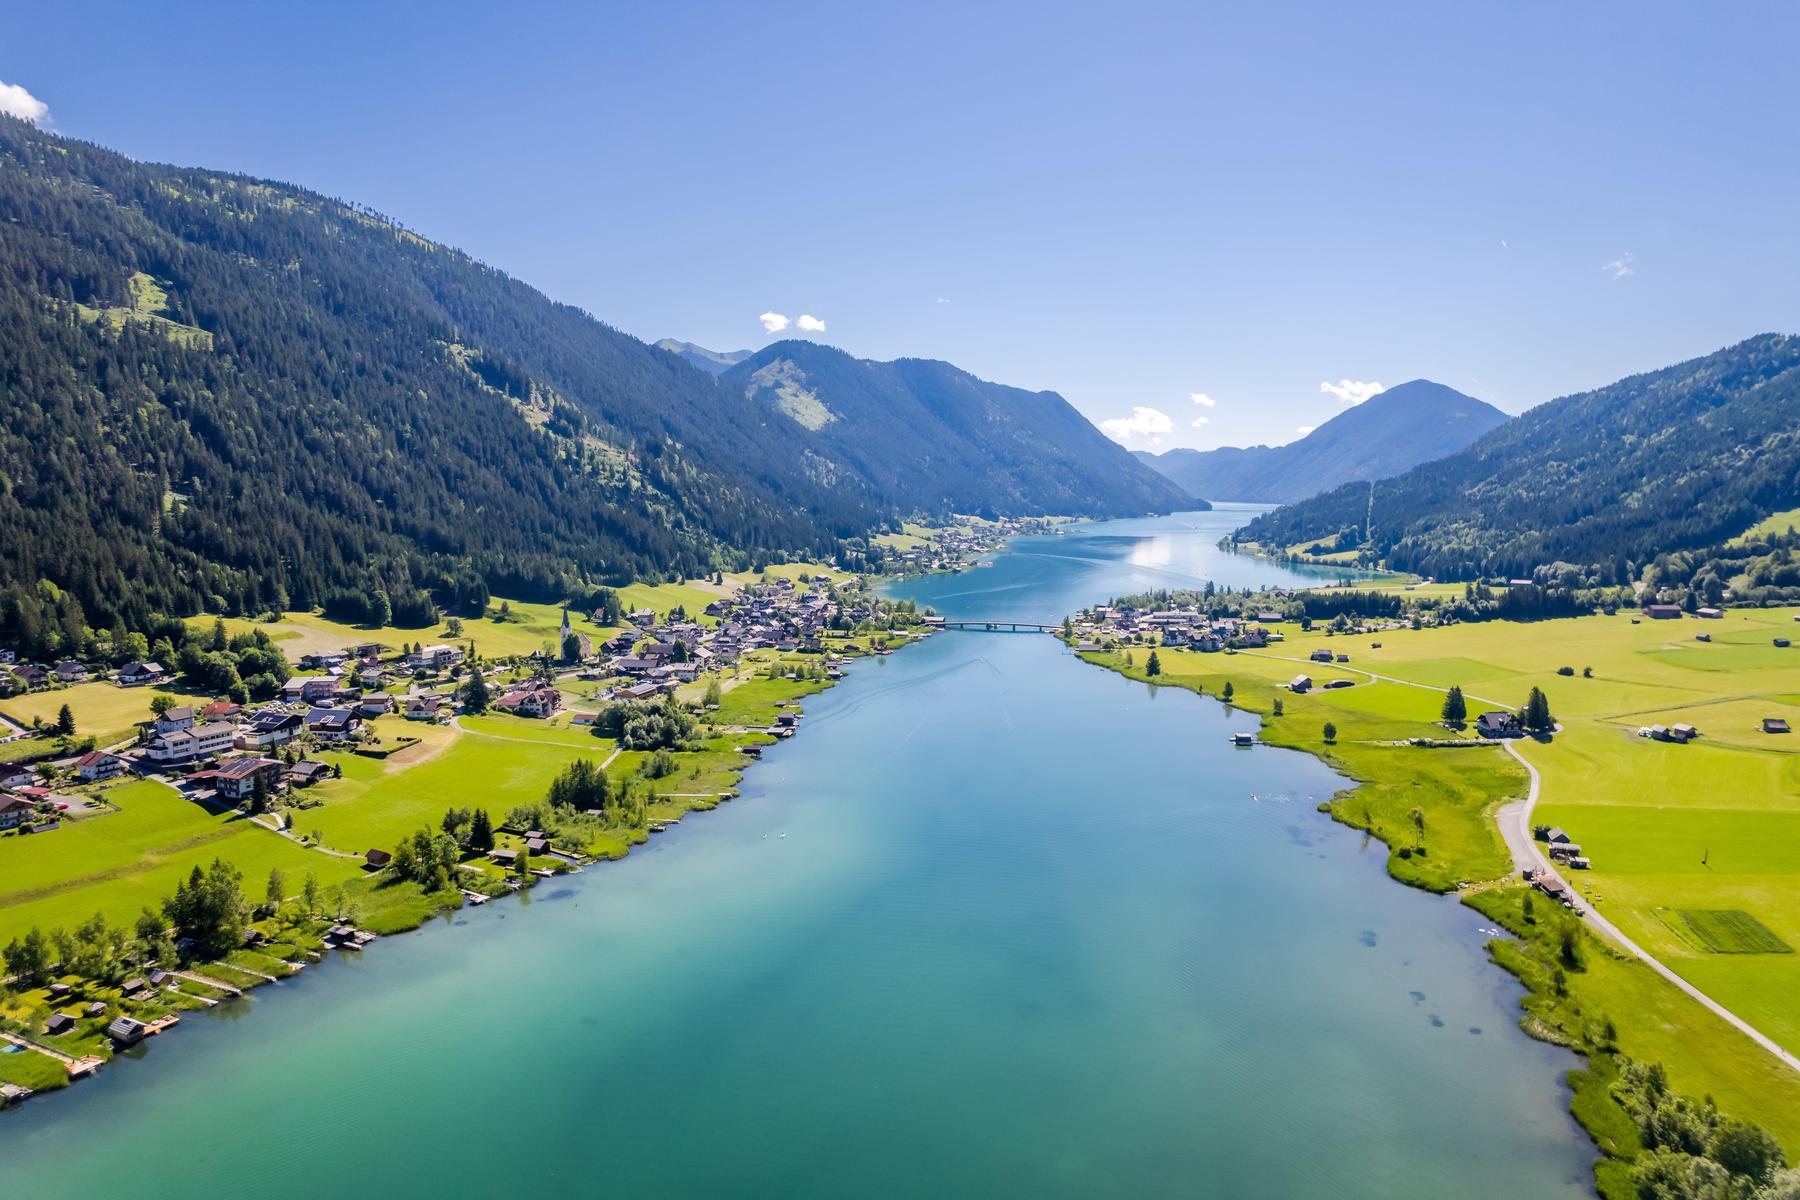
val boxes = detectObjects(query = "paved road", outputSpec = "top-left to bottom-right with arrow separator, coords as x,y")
1242,647 -> 1800,1076
1498,734 -> 1800,1075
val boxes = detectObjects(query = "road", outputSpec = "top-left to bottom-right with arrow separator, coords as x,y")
1241,646 -> 1800,1076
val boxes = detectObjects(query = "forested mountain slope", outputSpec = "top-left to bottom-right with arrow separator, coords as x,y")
0,115 -> 899,635
1136,380 -> 1507,503
1237,336 -> 1800,580
721,341 -> 1194,517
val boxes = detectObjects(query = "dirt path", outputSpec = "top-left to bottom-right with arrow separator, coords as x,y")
1238,647 -> 1800,1077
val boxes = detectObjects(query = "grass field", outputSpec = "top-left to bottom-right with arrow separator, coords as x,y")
0,780 -> 363,945
1731,506 -> 1800,545
1082,603 -> 1800,1146
1,680 -> 210,749
198,598 -> 615,664
1655,908 -> 1793,955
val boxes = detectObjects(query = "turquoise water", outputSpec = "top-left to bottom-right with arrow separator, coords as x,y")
0,508 -> 1594,1196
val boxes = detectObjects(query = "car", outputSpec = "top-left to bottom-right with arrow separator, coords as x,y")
55,802 -> 68,810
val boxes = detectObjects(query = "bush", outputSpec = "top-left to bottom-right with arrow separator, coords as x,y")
1556,665 -> 1575,676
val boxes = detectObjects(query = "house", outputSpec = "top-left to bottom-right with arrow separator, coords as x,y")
1476,711 -> 1523,738
1308,648 -> 1335,663
303,707 -> 362,743
9,663 -> 48,690
235,711 -> 302,750
1546,827 -> 1572,844
51,660 -> 88,684
288,760 -> 332,787
74,750 -> 127,782
496,683 -> 563,719
154,706 -> 197,734
524,836 -> 549,855
365,848 -> 392,869
120,977 -> 148,998
146,721 -> 236,764
1696,607 -> 1724,619
357,692 -> 395,717
1289,674 -> 1313,693
44,1013 -> 75,1036
489,847 -> 518,867
148,969 -> 171,987
1230,732 -> 1254,746
116,661 -> 165,686
191,757 -> 286,803
1763,718 -> 1791,734
0,794 -> 35,830
297,651 -> 349,671
407,644 -> 463,671
106,1016 -> 147,1045
201,699 -> 242,723
406,695 -> 447,722
1645,604 -> 1683,619
1669,723 -> 1698,743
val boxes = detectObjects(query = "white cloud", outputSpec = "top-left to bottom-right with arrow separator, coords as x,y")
1320,378 -> 1384,406
935,297 -> 951,304
0,80 -> 49,125
759,311 -> 790,334
1296,425 -> 1316,436
1099,406 -> 1175,447
1190,415 -> 1209,427
1190,392 -> 1217,407
1602,252 -> 1634,279
795,313 -> 827,333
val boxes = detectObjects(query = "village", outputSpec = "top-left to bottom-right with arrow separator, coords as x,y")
0,568 -> 928,1106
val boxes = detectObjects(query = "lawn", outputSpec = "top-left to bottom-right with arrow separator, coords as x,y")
194,597 -> 618,665
1,681 -> 207,748
0,780 -> 362,944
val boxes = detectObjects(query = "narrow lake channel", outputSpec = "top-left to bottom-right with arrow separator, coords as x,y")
0,507 -> 1595,1197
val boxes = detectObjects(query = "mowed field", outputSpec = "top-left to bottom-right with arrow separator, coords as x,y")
0,779 -> 363,945
192,571 -> 843,667
1,680 -> 210,748
1110,606 -> 1800,1147
1213,607 -> 1800,1058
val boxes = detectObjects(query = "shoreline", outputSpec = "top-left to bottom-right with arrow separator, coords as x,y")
1062,634 -> 1800,1198
0,589 -> 930,1112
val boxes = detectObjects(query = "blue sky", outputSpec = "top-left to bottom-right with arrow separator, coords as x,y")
6,1 -> 1798,451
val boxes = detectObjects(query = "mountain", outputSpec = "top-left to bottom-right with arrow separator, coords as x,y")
0,114 -> 899,634
719,341 -> 1196,518
1136,380 -> 1509,503
0,114 -> 1181,639
655,339 -> 752,375
1238,335 -> 1800,580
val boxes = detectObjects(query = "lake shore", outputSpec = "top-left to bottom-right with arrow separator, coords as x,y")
1066,631 -> 1800,1198
1,595 -> 930,1110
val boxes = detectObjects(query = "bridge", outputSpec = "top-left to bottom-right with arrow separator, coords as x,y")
927,619 -> 1060,633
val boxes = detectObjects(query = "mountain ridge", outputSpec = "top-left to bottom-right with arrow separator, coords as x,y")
1238,335 -> 1800,579
721,340 -> 1197,518
655,339 -> 753,374
1136,380 -> 1509,504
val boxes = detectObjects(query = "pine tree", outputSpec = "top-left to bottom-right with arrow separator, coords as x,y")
1440,685 -> 1467,726
469,808 -> 495,852
1145,650 -> 1162,677
1523,686 -> 1553,734
462,668 -> 491,714
54,702 -> 75,737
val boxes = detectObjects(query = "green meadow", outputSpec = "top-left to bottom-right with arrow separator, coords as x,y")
0,780 -> 363,945
1086,602 -> 1800,1150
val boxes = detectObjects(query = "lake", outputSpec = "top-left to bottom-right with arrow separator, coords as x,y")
0,507 -> 1595,1197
